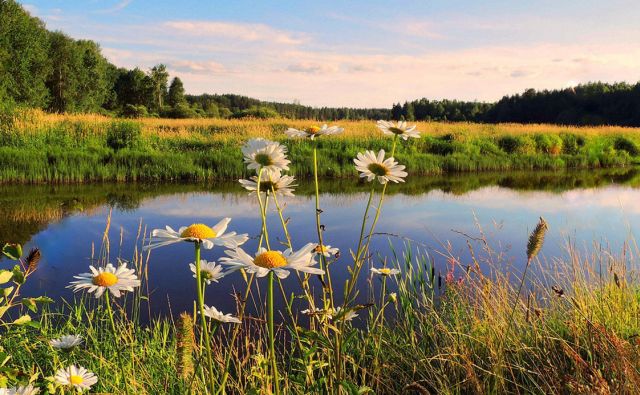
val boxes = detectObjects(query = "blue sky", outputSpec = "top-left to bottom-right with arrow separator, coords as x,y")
19,0 -> 640,107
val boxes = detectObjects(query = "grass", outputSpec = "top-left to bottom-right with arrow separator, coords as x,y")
2,109 -> 640,182
3,217 -> 640,393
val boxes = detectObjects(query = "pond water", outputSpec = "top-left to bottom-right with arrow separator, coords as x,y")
2,168 -> 640,320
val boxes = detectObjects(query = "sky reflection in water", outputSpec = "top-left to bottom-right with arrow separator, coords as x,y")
5,173 -> 640,319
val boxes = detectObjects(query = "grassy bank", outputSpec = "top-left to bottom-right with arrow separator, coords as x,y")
2,109 -> 640,182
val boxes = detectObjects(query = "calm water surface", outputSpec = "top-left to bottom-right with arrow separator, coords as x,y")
2,168 -> 640,319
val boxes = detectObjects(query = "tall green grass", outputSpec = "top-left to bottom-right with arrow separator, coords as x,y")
2,110 -> 640,182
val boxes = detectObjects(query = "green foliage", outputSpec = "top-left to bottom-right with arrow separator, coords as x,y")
232,106 -> 280,119
106,121 -> 142,151
614,136 -> 640,156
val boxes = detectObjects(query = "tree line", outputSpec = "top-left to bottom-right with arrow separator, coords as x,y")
2,0 -> 640,126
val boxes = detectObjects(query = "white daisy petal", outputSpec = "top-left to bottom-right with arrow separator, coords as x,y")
353,149 -> 408,184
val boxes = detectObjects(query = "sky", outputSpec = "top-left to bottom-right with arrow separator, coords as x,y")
18,0 -> 640,107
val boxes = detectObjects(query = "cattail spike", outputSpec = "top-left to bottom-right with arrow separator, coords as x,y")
527,217 -> 548,261
26,248 -> 41,272
176,312 -> 195,380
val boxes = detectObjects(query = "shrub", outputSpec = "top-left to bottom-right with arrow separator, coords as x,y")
106,121 -> 142,151
613,136 -> 639,156
560,133 -> 585,155
497,135 -> 536,154
122,104 -> 149,118
533,134 -> 563,155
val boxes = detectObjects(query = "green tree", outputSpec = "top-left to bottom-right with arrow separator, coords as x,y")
167,77 -> 186,107
0,0 -> 50,107
149,64 -> 169,112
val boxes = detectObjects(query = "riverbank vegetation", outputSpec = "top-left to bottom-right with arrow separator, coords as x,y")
2,109 -> 640,183
2,122 -> 640,394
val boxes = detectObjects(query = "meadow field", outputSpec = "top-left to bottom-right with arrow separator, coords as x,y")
1,109 -> 640,182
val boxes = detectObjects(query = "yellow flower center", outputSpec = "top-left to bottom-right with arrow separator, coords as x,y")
181,224 -> 217,239
367,163 -> 389,177
379,268 -> 392,275
305,126 -> 321,134
254,153 -> 273,166
258,180 -> 277,193
388,126 -> 405,135
92,272 -> 118,287
314,245 -> 327,254
69,375 -> 84,385
254,251 -> 287,269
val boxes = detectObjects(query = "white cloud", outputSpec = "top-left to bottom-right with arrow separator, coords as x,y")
163,21 -> 306,45
96,0 -> 133,14
169,60 -> 226,75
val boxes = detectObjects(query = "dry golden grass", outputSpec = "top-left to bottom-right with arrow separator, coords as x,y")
14,109 -> 640,140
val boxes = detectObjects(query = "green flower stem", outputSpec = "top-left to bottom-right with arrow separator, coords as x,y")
217,273 -> 255,395
268,271 -> 281,395
345,184 -> 376,303
195,242 -> 216,394
270,188 -> 292,248
104,291 -> 130,395
313,147 -> 333,308
255,168 -> 271,250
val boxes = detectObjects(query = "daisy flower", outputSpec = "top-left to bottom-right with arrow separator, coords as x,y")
145,218 -> 248,251
189,260 -> 225,285
242,138 -> 290,175
354,150 -> 407,184
68,262 -> 140,298
1,385 -> 40,395
54,365 -> 97,392
239,171 -> 296,197
376,120 -> 420,140
332,307 -> 358,322
221,243 -> 323,279
284,124 -> 343,140
203,305 -> 241,323
313,244 -> 339,257
50,335 -> 83,350
371,267 -> 401,276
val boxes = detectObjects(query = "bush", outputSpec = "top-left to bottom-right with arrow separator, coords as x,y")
613,136 -> 639,156
533,134 -> 563,155
497,135 -> 536,154
560,133 -> 585,155
121,104 -> 148,118
106,121 -> 142,151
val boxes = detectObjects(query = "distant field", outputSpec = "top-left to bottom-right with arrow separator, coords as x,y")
1,109 -> 640,182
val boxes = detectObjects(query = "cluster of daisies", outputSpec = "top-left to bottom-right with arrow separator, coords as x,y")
2,121 -> 416,393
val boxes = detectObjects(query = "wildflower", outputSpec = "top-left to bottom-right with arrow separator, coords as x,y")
50,335 -> 83,350
333,306 -> 358,322
301,307 -> 328,317
239,171 -> 296,197
203,305 -> 241,323
1,385 -> 40,395
371,267 -> 400,276
54,365 -> 97,392
189,260 -> 225,285
285,124 -> 343,140
221,243 -> 323,279
242,138 -> 290,175
313,244 -> 339,257
68,263 -> 140,298
145,219 -> 248,250
389,292 -> 397,303
376,120 -> 420,140
354,150 -> 407,184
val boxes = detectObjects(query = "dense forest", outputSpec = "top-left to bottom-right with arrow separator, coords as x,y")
2,0 -> 640,125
